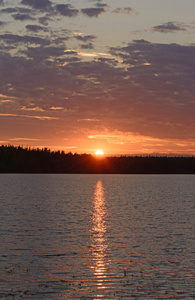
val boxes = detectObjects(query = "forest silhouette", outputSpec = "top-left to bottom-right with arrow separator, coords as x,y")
0,145 -> 195,174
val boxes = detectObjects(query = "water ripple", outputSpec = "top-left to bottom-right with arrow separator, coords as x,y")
0,174 -> 194,299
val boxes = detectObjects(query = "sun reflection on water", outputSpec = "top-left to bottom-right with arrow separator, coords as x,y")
91,180 -> 109,294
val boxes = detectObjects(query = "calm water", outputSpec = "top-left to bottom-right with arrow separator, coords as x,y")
0,174 -> 194,299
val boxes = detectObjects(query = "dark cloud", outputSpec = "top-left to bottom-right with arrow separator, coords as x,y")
0,0 -> 3,5
112,7 -> 133,14
80,43 -> 94,49
26,24 -> 47,32
24,45 -> 66,61
57,56 -> 81,64
95,3 -> 108,8
0,29 -> 194,141
108,40 -> 195,138
74,35 -> 96,49
74,34 -> 96,42
0,50 -> 82,113
0,7 -> 32,14
89,0 -> 103,2
0,7 -> 17,13
0,34 -> 49,46
81,7 -> 105,17
20,0 -> 52,11
38,16 -> 51,26
12,13 -> 34,21
0,21 -> 5,26
55,4 -> 79,17
111,39 -> 195,89
151,22 -> 186,33
54,36 -> 70,44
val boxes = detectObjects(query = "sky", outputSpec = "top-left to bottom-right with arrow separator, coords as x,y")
0,0 -> 195,155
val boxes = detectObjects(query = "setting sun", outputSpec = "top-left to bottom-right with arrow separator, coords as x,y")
95,149 -> 104,155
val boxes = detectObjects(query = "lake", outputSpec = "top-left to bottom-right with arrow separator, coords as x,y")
0,174 -> 194,299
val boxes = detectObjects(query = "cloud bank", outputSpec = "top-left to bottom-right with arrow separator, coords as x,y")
0,0 -> 194,154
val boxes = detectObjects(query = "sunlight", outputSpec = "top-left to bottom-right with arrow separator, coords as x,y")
95,149 -> 104,156
91,180 -> 109,294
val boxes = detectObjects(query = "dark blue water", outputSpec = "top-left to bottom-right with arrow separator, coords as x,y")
0,174 -> 194,299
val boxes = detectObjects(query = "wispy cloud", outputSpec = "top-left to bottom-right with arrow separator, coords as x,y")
50,107 -> 64,110
21,106 -> 44,112
0,113 -> 58,120
0,94 -> 16,100
12,13 -> 34,21
9,137 -> 41,141
20,0 -> 52,11
88,131 -> 195,154
81,7 -> 106,17
79,118 -> 99,122
26,24 -> 47,32
151,22 -> 186,33
74,34 -> 96,42
88,131 -> 161,145
64,49 -> 111,58
55,4 -> 79,17
112,7 -> 134,14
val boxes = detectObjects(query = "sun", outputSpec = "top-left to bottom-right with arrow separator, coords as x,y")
95,149 -> 104,156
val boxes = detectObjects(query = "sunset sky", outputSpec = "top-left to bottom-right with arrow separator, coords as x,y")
0,0 -> 195,155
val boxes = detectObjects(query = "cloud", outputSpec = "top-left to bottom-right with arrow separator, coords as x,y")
0,0 -> 3,5
0,33 -> 49,46
9,138 -> 41,141
0,48 -> 80,112
0,0 -> 194,154
21,106 -> 44,111
74,34 -> 96,42
64,50 -> 78,55
0,7 -> 32,14
112,7 -> 134,14
50,107 -> 64,110
0,94 -> 16,104
81,7 -> 105,17
38,16 -> 51,26
0,27 -> 194,144
20,0 -> 52,11
0,7 -> 17,13
80,43 -> 94,49
12,13 -> 34,21
88,130 -> 195,154
108,40 -> 195,137
54,34 -> 70,44
151,22 -> 186,33
55,4 -> 79,17
79,118 -> 99,122
95,3 -> 108,8
66,51 -> 111,58
0,113 -> 58,120
88,131 -> 162,145
26,24 -> 47,32
25,45 -> 66,61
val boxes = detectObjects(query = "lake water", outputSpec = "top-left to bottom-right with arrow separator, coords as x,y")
0,174 -> 194,299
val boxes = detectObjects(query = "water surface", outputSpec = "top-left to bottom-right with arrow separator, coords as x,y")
0,174 -> 194,299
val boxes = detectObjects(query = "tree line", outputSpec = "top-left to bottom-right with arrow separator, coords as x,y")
0,145 -> 195,174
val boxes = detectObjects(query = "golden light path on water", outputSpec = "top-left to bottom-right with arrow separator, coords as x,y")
91,180 -> 109,298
